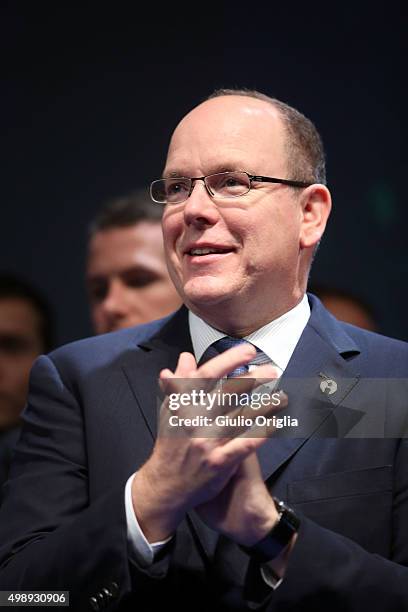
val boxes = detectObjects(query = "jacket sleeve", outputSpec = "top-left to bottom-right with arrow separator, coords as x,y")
0,355 -> 169,612
245,438 -> 408,611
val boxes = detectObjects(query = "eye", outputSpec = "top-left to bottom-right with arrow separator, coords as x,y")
224,174 -> 248,187
0,335 -> 33,354
87,281 -> 108,303
210,172 -> 249,196
224,177 -> 240,187
165,179 -> 190,200
123,270 -> 159,288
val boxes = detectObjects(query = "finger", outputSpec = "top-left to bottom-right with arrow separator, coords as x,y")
212,435 -> 268,468
159,369 -> 177,395
162,345 -> 261,397
226,388 -> 287,421
175,352 -> 199,376
218,364 -> 280,398
159,352 -> 199,395
171,344 -> 260,398
206,365 -> 281,418
243,393 -> 288,439
206,390 -> 287,440
159,353 -> 199,383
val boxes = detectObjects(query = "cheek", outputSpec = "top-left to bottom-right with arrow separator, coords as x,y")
141,285 -> 169,308
236,222 -> 261,262
91,305 -> 104,323
8,357 -> 35,390
162,230 -> 183,285
163,238 -> 178,268
241,218 -> 296,276
162,211 -> 184,254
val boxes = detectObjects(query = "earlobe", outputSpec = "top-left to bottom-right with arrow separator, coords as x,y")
299,185 -> 332,249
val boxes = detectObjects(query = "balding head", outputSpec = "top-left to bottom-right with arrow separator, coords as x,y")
206,89 -> 326,185
166,94 -> 290,185
161,90 -> 331,335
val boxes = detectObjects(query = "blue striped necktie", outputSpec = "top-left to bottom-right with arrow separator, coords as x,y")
199,336 -> 271,378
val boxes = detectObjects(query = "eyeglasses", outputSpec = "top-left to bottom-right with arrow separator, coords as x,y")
150,171 -> 312,205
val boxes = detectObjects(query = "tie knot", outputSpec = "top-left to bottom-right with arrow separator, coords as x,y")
199,337 -> 270,378
212,336 -> 250,353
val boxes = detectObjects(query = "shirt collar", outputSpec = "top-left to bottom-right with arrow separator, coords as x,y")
188,294 -> 310,372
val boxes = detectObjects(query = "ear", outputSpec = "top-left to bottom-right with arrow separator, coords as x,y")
299,184 -> 332,249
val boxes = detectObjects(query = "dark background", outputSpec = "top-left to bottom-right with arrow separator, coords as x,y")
1,1 -> 406,346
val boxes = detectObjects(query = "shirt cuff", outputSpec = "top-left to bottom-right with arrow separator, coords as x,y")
260,563 -> 283,590
125,473 -> 173,567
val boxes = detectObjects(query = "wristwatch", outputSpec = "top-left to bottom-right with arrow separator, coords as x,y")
240,497 -> 300,563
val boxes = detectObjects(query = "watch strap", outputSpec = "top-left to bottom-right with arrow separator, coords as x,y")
240,497 -> 300,563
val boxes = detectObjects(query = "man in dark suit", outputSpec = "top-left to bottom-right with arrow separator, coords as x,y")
0,89 -> 407,611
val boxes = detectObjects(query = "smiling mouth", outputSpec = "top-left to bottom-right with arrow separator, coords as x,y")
187,247 -> 233,256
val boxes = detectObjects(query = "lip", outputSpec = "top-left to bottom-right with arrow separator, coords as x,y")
183,242 -> 236,257
185,252 -> 234,266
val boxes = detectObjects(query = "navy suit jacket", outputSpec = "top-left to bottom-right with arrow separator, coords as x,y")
0,427 -> 21,500
0,295 -> 407,611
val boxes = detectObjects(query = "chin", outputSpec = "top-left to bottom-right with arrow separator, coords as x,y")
182,277 -> 236,309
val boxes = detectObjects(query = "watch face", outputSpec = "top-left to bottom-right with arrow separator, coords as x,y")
273,497 -> 287,513
273,497 -> 301,531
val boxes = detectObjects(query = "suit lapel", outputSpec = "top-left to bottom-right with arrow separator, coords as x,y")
121,307 -> 193,439
258,297 -> 362,481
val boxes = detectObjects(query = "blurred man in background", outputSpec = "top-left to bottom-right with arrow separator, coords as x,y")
86,189 -> 181,334
0,275 -> 53,492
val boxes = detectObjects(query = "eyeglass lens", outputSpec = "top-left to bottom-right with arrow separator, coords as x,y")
152,172 -> 251,204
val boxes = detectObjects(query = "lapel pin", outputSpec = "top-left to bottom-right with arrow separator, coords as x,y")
319,376 -> 338,395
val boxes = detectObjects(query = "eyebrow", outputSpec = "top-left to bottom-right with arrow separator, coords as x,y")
163,165 -> 248,179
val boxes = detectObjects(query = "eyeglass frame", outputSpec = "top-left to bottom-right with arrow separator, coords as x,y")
149,171 -> 313,205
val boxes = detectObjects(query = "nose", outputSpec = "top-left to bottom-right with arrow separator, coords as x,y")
183,180 -> 220,228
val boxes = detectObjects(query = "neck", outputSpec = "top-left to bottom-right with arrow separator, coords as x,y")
189,292 -> 304,336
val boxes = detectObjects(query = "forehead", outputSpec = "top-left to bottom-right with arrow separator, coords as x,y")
164,95 -> 288,176
87,222 -> 165,273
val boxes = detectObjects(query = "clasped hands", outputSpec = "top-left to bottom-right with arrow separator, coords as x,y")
132,343 -> 287,548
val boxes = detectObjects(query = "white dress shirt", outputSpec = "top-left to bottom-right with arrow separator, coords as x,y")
125,295 -> 311,565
